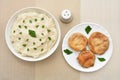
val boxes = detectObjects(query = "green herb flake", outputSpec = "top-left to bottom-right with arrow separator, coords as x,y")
27,48 -> 29,51
24,26 -> 27,29
41,18 -> 44,20
41,43 -> 43,45
26,39 -> 29,42
85,25 -> 92,34
18,37 -> 21,40
48,37 -> 51,40
23,20 -> 25,23
42,25 -> 45,28
36,25 -> 39,28
28,30 -> 37,38
39,39 -> 42,41
33,42 -> 36,45
13,30 -> 15,33
33,48 -> 37,50
19,32 -> 22,34
18,25 -> 21,28
22,44 -> 27,47
98,57 -> 106,62
29,20 -> 32,23
41,33 -> 44,36
35,19 -> 37,22
41,48 -> 44,51
64,49 -> 73,55
47,29 -> 51,33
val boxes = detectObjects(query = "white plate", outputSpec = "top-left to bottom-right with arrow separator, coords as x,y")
5,7 -> 61,62
62,22 -> 113,72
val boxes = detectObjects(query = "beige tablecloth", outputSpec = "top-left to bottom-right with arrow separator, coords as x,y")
0,0 -> 80,80
80,0 -> 120,80
0,0 -> 120,80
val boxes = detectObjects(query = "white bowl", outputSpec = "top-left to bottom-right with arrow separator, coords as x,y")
5,7 -> 61,61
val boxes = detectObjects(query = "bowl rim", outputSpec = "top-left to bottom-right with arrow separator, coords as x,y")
5,7 -> 61,62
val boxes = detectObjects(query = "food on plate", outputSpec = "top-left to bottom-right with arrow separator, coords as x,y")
68,33 -> 87,51
88,32 -> 109,55
10,12 -> 57,58
77,50 -> 95,68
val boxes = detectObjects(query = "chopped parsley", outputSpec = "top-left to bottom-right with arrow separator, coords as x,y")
35,19 -> 37,22
33,48 -> 37,50
35,25 -> 39,28
28,30 -> 36,38
23,20 -> 25,23
18,37 -> 21,40
39,39 -> 42,41
42,25 -> 45,28
41,43 -> 43,45
19,32 -> 22,34
26,39 -> 29,41
41,18 -> 44,20
22,44 -> 27,47
64,49 -> 73,55
33,42 -> 36,45
98,57 -> 106,62
47,29 -> 51,33
41,48 -> 44,51
27,48 -> 29,51
41,33 -> 44,36
48,37 -> 51,40
24,26 -> 27,29
18,25 -> 21,28
85,25 -> 92,34
29,20 -> 32,23
13,30 -> 15,33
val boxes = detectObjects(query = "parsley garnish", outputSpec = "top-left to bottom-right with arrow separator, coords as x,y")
22,44 -> 27,47
47,29 -> 51,33
85,25 -> 92,34
29,20 -> 32,23
36,25 -> 39,28
98,57 -> 106,62
39,39 -> 42,41
19,32 -> 22,34
23,20 -> 25,23
26,39 -> 29,41
33,42 -> 36,45
42,25 -> 45,28
24,26 -> 27,29
64,49 -> 73,55
13,30 -> 15,33
18,25 -> 21,28
35,19 -> 37,22
48,37 -> 51,40
33,48 -> 37,50
18,37 -> 21,40
28,30 -> 36,38
41,48 -> 44,51
27,48 -> 29,51
41,18 -> 44,20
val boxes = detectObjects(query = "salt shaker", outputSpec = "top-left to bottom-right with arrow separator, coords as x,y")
60,9 -> 73,23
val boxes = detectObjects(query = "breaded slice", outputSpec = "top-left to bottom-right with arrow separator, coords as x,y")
77,50 -> 95,68
68,33 -> 87,51
88,32 -> 109,55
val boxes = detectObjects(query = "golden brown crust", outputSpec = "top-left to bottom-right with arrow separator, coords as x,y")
88,32 -> 109,55
77,50 -> 95,68
68,33 -> 88,51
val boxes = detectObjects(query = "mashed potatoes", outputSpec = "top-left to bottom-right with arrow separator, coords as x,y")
10,12 -> 57,58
